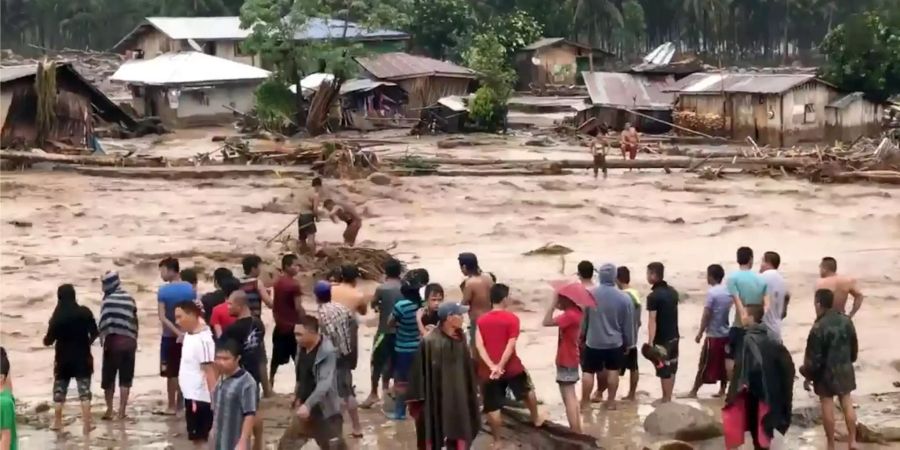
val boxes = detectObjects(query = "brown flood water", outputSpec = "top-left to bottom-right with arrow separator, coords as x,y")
2,158 -> 900,449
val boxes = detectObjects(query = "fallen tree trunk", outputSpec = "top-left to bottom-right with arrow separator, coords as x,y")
387,156 -> 814,170
826,170 -> 900,185
0,150 -> 165,167
480,408 -> 602,449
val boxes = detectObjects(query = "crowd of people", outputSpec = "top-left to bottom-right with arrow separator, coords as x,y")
0,243 -> 866,450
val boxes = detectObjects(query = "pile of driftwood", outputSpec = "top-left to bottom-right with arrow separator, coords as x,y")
673,110 -> 726,135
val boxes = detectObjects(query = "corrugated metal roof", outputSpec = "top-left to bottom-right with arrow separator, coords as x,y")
111,52 -> 270,85
355,53 -> 476,81
0,65 -> 41,83
437,95 -> 468,112
524,37 -> 569,50
827,91 -> 864,109
113,17 -> 409,51
581,72 -> 674,110
339,78 -> 397,94
670,72 -> 826,94
643,42 -> 676,65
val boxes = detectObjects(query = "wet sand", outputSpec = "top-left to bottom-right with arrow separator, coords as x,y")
2,149 -> 900,448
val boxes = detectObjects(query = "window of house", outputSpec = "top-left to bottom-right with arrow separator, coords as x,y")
803,103 -> 815,123
203,41 -> 217,55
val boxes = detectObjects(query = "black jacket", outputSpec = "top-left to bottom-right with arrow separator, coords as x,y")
726,324 -> 795,437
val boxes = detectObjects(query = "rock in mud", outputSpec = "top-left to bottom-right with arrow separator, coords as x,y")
537,180 -> 569,191
7,220 -> 32,227
34,402 -> 51,414
791,400 -> 822,428
524,137 -> 555,147
643,440 -> 695,450
643,402 -> 723,441
367,172 -> 393,186
857,421 -> 900,443
523,243 -> 573,256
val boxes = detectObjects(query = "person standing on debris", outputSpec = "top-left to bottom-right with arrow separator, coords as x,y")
362,259 -> 404,409
211,340 -> 258,450
158,257 -> 195,416
686,264 -> 731,399
477,284 -> 544,448
316,278 -> 364,438
322,198 -> 363,247
759,251 -> 790,342
800,289 -> 859,450
174,301 -> 217,446
98,271 -> 139,421
580,264 -> 635,410
44,284 -> 99,435
297,177 -> 324,254
590,133 -> 608,179
459,252 -> 494,346
239,254 -> 274,398
815,257 -> 864,318
620,122 -> 640,164
408,302 -> 480,450
271,254 -> 303,386
646,261 -> 680,404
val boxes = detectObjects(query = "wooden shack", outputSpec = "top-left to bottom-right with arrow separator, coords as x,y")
1,62 -> 135,149
515,38 -> 613,90
825,92 -> 884,143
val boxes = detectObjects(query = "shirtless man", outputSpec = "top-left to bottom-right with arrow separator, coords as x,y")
620,122 -> 639,166
296,177 -> 324,253
326,265 -> 367,437
323,198 -> 363,247
815,257 -> 864,318
458,252 -> 494,346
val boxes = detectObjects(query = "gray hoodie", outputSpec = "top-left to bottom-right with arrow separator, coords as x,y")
583,264 -> 635,350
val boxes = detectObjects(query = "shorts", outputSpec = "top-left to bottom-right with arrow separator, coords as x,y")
482,371 -> 534,413
53,376 -> 91,403
699,336 -> 729,383
101,344 -> 136,390
393,351 -> 416,383
160,337 -> 182,378
654,339 -> 680,379
336,356 -> 355,399
726,327 -> 745,360
556,366 -> 580,385
371,332 -> 395,383
619,347 -> 639,375
184,398 -> 213,441
622,143 -> 638,159
298,213 -> 317,239
271,329 -> 298,367
581,346 -> 625,374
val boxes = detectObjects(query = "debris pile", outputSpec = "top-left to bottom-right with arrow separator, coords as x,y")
801,137 -> 900,184
673,110 -> 726,136
199,139 -> 379,179
1,48 -> 127,99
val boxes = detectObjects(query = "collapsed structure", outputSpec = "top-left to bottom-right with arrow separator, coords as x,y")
515,37 -> 613,90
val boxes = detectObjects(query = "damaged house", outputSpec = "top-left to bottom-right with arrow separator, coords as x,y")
1,62 -> 135,149
515,37 -> 614,90
670,73 -> 883,146
355,53 -> 476,117
578,72 -> 675,133
111,51 -> 270,128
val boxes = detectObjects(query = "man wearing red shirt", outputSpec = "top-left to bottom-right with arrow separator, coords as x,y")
210,302 -> 237,338
476,284 -> 543,448
270,254 -> 303,385
542,289 -> 584,433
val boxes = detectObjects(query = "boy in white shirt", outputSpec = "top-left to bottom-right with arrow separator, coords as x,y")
174,302 -> 217,445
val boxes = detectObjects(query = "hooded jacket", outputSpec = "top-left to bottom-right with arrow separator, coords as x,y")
582,264 -> 635,350
296,336 -> 342,419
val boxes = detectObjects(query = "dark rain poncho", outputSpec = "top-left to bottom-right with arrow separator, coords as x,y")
408,328 -> 480,449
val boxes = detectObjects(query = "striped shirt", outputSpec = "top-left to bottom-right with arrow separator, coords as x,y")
392,299 -> 420,353
99,287 -> 138,342
318,302 -> 354,356
240,278 -> 263,319
213,369 -> 258,450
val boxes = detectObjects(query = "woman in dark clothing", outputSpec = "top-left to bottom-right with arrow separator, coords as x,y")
43,284 -> 99,435
417,283 -> 443,336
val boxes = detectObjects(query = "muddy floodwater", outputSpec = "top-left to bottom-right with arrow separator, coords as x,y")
2,148 -> 900,449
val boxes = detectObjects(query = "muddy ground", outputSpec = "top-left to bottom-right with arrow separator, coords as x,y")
2,135 -> 900,449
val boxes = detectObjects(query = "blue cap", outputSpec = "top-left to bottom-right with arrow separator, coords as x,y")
437,302 -> 469,321
313,281 -> 331,301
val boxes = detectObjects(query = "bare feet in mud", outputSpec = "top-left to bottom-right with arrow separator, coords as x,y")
623,393 -> 637,401
603,400 -> 617,411
359,395 -> 379,409
49,421 -> 63,431
678,391 -> 698,399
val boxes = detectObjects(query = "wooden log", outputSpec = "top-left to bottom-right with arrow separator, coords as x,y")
0,149 -> 164,167
480,408 -> 602,449
826,170 -> 900,185
386,156 -> 814,170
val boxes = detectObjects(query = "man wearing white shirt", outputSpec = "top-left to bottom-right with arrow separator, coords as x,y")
759,251 -> 790,342
174,302 -> 218,446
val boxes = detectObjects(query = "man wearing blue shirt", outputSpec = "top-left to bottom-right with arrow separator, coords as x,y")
724,247 -> 768,381
158,257 -> 196,415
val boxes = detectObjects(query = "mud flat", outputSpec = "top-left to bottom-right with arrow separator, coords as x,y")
1,157 -> 899,448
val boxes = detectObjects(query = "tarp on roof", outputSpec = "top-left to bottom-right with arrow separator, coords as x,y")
1,63 -> 135,127
355,53 -> 476,80
111,52 -> 270,85
581,72 -> 674,111
669,72 -> 830,95
113,16 -> 409,52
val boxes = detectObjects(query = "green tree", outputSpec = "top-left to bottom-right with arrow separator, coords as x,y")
618,0 -> 647,57
405,0 -> 473,59
464,32 -> 516,131
820,11 -> 900,101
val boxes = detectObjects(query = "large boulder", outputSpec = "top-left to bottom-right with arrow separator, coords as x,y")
643,402 -> 723,441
